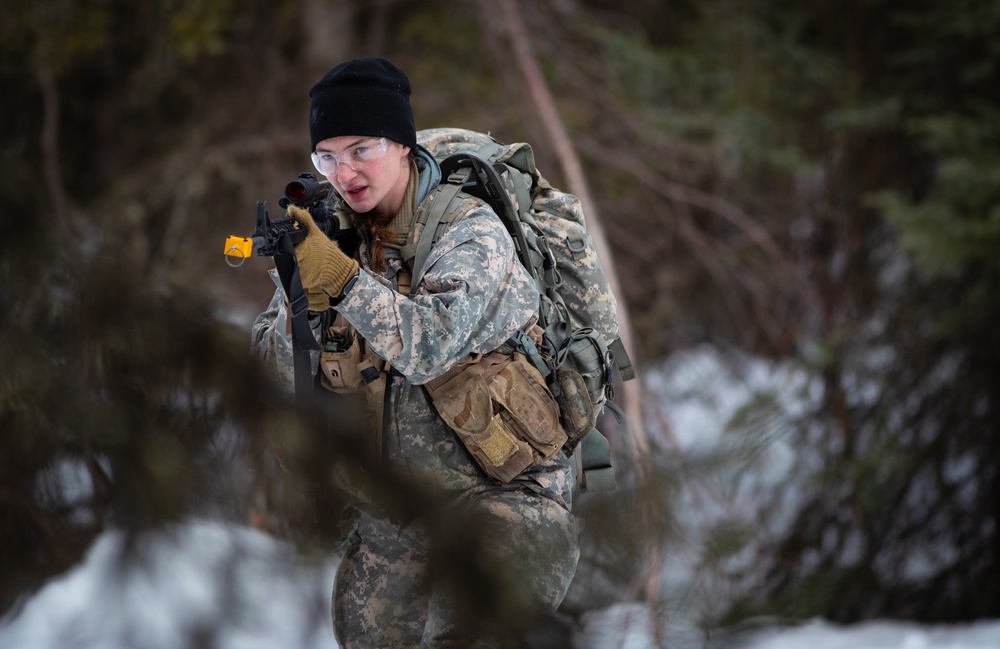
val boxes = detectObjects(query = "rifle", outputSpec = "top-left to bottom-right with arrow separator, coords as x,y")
223,172 -> 357,401
223,172 -> 338,265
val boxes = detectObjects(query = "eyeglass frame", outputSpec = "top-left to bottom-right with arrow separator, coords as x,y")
311,137 -> 389,175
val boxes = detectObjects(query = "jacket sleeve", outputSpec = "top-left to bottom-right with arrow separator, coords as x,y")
333,205 -> 538,384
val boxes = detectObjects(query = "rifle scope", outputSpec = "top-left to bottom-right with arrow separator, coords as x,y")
224,172 -> 339,268
282,173 -> 330,207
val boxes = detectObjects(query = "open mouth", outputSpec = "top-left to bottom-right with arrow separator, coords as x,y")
345,186 -> 367,200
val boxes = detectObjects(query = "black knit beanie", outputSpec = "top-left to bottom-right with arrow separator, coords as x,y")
308,57 -> 417,152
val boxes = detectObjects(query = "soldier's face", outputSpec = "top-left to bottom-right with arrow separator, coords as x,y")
315,135 -> 411,219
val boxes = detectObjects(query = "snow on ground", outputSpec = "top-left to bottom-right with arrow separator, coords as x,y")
0,522 -> 337,649
2,520 -> 998,649
4,347 -> 998,648
735,618 -> 1000,649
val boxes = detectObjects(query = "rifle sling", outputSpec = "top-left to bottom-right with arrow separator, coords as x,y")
275,232 -> 319,402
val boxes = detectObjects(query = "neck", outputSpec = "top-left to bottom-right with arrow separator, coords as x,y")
370,157 -> 413,223
370,158 -> 418,233
360,159 -> 418,273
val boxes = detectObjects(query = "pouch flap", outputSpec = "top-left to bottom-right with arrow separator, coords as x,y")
488,355 -> 566,454
431,374 -> 493,435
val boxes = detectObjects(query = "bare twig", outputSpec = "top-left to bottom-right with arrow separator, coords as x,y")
38,67 -> 77,239
577,134 -> 821,349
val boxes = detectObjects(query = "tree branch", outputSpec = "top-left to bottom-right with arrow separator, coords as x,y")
39,67 -> 77,239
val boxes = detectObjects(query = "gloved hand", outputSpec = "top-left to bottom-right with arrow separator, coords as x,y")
288,205 -> 360,311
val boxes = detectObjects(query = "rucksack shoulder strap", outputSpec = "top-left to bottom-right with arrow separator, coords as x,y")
401,167 -> 472,296
405,149 -> 540,298
439,151 -> 536,277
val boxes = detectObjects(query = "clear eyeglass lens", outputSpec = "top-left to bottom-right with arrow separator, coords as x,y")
311,137 -> 388,175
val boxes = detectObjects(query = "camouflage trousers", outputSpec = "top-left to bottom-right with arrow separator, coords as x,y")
332,481 -> 580,648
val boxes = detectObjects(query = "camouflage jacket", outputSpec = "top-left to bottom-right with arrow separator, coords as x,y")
251,145 -> 539,387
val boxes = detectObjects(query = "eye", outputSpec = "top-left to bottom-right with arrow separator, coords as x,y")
318,152 -> 336,163
353,146 -> 370,158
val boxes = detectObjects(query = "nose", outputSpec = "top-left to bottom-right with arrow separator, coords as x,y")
334,161 -> 358,183
323,162 -> 358,185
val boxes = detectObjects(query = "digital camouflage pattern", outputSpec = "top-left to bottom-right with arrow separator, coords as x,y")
335,205 -> 538,385
417,127 -> 496,159
334,459 -> 579,647
250,146 -> 580,648
417,128 -> 621,344
529,185 -> 621,341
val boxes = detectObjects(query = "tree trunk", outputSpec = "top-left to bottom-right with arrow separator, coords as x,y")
300,0 -> 356,77
486,0 -> 649,465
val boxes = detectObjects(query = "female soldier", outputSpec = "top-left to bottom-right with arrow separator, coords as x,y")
251,57 -> 579,648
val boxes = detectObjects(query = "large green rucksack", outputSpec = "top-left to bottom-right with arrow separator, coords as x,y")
404,128 -> 635,493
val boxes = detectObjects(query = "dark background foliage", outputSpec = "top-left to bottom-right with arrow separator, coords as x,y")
2,0 -> 998,637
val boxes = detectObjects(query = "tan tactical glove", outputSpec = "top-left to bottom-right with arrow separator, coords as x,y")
288,205 -> 360,311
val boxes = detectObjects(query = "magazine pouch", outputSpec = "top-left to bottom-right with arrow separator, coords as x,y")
425,350 -> 568,483
319,313 -> 365,394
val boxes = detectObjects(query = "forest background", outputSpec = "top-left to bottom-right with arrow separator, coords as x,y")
2,0 -> 999,643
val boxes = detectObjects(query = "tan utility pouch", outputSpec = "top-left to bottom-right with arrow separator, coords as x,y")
319,313 -> 365,394
318,314 -> 387,465
424,350 -> 568,483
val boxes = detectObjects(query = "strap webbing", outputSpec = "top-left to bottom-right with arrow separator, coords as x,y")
608,337 -> 636,382
402,175 -> 468,295
506,329 -> 551,379
438,152 -> 536,278
508,164 -> 532,218
576,428 -> 616,493
274,233 -> 319,402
